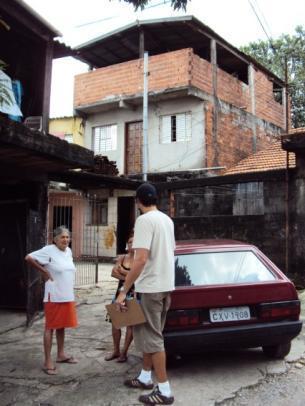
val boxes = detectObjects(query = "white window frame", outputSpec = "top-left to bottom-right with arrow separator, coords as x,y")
160,112 -> 191,144
92,124 -> 117,154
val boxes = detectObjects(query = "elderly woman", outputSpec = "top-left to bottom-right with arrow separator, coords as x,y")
25,226 -> 78,375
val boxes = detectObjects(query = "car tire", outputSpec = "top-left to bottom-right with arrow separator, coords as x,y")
262,342 -> 291,359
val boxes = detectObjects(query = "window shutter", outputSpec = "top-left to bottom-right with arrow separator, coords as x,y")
161,116 -> 171,143
92,127 -> 101,154
92,125 -> 117,153
176,113 -> 191,142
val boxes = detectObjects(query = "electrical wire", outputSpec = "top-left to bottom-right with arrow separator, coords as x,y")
248,0 -> 274,48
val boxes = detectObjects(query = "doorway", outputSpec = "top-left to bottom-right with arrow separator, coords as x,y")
0,202 -> 27,308
125,121 -> 143,175
117,197 -> 135,254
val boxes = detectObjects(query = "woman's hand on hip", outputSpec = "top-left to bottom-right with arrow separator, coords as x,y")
43,271 -> 53,282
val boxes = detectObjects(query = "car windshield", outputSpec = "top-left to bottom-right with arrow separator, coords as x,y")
175,250 -> 276,286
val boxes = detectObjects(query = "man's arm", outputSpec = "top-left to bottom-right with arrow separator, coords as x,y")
115,248 -> 149,305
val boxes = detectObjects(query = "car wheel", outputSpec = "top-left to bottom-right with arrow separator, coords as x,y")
262,342 -> 291,359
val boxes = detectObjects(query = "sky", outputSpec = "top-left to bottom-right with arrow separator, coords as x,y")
23,0 -> 305,117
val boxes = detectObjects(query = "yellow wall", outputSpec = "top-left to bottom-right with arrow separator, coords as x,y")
49,116 -> 84,146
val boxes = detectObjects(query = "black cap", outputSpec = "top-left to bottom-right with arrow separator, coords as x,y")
136,183 -> 157,201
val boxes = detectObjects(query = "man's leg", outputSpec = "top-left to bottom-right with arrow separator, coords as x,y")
124,332 -> 154,389
151,350 -> 167,382
143,352 -> 153,370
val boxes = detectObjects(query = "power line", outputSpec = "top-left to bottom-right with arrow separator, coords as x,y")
252,0 -> 273,39
74,0 -> 171,29
248,0 -> 273,46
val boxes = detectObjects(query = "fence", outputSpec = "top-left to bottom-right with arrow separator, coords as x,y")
47,191 -> 113,286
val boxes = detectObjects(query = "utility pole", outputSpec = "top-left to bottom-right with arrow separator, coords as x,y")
142,51 -> 149,181
284,56 -> 289,275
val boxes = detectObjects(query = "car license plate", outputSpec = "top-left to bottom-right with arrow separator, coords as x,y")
209,306 -> 250,323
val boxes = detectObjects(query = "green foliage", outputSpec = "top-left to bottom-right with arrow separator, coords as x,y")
175,258 -> 192,287
115,0 -> 188,11
240,26 -> 305,128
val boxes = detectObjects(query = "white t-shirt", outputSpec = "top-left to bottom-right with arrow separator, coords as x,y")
132,209 -> 175,293
29,244 -> 76,303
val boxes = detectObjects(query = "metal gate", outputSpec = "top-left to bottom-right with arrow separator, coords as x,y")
48,191 -> 113,287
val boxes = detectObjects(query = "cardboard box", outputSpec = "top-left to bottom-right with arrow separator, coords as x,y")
105,298 -> 146,329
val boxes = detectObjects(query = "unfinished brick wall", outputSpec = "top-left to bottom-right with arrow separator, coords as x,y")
255,70 -> 284,127
217,68 -> 250,111
74,49 -> 192,107
204,101 -> 283,170
75,48 -> 285,130
190,53 -> 213,95
75,48 -> 286,171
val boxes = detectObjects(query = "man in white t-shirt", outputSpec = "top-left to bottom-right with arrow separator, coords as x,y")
116,183 -> 175,405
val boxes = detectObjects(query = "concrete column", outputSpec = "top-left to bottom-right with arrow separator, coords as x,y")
211,39 -> 219,167
248,64 -> 257,152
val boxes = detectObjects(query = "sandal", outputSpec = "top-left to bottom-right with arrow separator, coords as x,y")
124,377 -> 154,389
104,353 -> 120,361
42,366 -> 57,376
139,386 -> 174,405
116,355 -> 128,363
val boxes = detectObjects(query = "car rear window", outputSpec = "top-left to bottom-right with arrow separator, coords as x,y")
175,251 -> 276,286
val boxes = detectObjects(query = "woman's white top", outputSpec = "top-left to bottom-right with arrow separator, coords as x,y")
29,244 -> 76,303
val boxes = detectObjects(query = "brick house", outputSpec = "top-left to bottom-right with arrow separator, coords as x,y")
74,16 -> 288,177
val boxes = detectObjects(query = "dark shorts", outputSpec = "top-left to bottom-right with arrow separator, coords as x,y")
133,292 -> 171,353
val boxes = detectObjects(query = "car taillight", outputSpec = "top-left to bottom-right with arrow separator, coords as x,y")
166,310 -> 200,327
259,300 -> 300,320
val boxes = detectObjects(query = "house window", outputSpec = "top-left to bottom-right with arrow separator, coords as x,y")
87,199 -> 108,226
64,134 -> 73,143
160,113 -> 191,144
92,124 -> 117,153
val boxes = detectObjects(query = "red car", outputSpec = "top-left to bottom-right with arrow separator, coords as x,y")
164,240 -> 302,359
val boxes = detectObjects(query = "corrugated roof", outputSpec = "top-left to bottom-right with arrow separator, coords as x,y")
225,140 -> 296,175
15,0 -> 62,37
73,15 -> 284,86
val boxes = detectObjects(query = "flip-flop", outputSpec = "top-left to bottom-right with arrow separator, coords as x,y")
56,357 -> 78,364
104,353 -> 120,361
116,355 -> 128,363
42,366 -> 57,375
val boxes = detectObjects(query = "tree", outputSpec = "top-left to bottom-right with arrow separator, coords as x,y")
116,0 -> 189,11
175,258 -> 192,287
240,26 -> 305,128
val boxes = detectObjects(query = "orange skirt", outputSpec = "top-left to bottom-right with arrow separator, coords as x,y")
44,301 -> 78,330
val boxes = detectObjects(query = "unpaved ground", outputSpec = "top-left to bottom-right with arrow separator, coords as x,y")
0,267 -> 305,406
219,362 -> 305,406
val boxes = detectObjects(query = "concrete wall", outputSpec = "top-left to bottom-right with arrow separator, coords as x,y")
84,97 -> 205,173
159,173 -> 289,278
49,116 -> 84,146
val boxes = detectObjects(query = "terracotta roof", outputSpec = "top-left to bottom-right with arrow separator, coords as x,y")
287,127 -> 305,135
225,141 -> 295,175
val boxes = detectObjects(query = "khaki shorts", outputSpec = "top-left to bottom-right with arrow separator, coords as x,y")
133,292 -> 171,354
